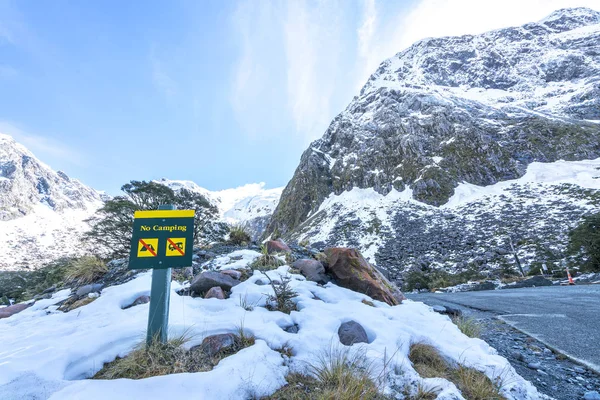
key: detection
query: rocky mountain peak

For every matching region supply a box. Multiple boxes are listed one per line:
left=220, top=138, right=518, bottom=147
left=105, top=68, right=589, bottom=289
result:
left=0, top=133, right=102, bottom=221
left=266, top=8, right=600, bottom=239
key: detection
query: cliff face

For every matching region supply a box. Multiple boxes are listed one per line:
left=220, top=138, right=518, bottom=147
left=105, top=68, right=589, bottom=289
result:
left=265, top=8, right=600, bottom=280
left=266, top=8, right=600, bottom=239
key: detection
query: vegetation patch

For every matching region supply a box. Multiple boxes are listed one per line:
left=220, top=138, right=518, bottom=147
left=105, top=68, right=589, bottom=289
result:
left=94, top=332, right=254, bottom=380
left=251, top=246, right=286, bottom=270
left=266, top=346, right=388, bottom=400
left=408, top=342, right=505, bottom=400
left=0, top=258, right=73, bottom=303
left=66, top=256, right=108, bottom=286
left=229, top=224, right=251, bottom=245
left=261, top=272, right=298, bottom=314
left=452, top=316, right=482, bottom=339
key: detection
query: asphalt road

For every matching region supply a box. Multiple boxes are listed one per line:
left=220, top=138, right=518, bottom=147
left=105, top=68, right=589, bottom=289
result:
left=407, top=285, right=600, bottom=373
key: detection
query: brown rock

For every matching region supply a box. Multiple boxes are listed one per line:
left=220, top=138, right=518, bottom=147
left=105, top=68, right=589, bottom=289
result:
left=220, top=269, right=242, bottom=280
left=194, top=333, right=237, bottom=356
left=266, top=239, right=291, bottom=254
left=0, top=303, right=30, bottom=319
left=123, top=295, right=150, bottom=309
left=324, top=247, right=404, bottom=306
left=204, top=286, right=226, bottom=300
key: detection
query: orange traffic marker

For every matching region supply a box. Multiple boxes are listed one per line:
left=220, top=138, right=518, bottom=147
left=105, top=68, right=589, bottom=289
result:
left=566, top=268, right=575, bottom=285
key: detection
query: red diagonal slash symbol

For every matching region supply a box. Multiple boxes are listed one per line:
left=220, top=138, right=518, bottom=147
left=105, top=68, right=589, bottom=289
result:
left=139, top=239, right=157, bottom=256
left=167, top=238, right=185, bottom=255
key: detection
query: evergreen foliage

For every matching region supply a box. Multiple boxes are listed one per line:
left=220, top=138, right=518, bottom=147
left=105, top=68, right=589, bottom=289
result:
left=85, top=180, right=219, bottom=258
left=569, top=213, right=600, bottom=272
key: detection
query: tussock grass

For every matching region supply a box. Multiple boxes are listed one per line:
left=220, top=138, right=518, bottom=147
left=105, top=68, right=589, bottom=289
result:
left=229, top=224, right=251, bottom=245
left=251, top=246, right=285, bottom=270
left=453, top=365, right=505, bottom=400
left=452, top=316, right=482, bottom=338
left=66, top=256, right=108, bottom=285
left=94, top=330, right=255, bottom=380
left=409, top=342, right=450, bottom=379
left=408, top=342, right=506, bottom=400
left=266, top=346, right=388, bottom=400
left=403, top=383, right=438, bottom=400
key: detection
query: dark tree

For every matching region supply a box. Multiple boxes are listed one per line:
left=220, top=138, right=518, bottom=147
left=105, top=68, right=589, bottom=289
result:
left=85, top=181, right=220, bottom=259
left=568, top=213, right=600, bottom=272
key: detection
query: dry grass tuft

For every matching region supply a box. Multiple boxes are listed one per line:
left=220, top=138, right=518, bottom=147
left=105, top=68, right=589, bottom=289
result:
left=452, top=365, right=505, bottom=400
left=452, top=316, right=482, bottom=338
left=408, top=342, right=506, bottom=400
left=403, top=383, right=438, bottom=400
left=361, top=299, right=376, bottom=307
left=66, top=256, right=108, bottom=285
left=266, top=346, right=389, bottom=400
left=229, top=224, right=251, bottom=245
left=94, top=331, right=254, bottom=380
left=408, top=342, right=450, bottom=379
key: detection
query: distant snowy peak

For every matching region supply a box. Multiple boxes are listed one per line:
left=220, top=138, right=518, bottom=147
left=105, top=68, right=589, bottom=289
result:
left=359, top=7, right=600, bottom=121
left=0, top=133, right=102, bottom=221
left=157, top=179, right=283, bottom=237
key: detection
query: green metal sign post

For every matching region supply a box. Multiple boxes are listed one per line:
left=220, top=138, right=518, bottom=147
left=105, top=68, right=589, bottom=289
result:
left=127, top=205, right=195, bottom=345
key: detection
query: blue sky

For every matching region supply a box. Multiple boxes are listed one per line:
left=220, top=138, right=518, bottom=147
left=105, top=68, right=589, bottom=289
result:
left=1, top=0, right=596, bottom=194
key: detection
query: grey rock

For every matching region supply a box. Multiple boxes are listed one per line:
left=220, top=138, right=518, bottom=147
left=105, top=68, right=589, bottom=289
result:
left=511, top=351, right=525, bottom=362
left=76, top=284, right=103, bottom=297
left=190, top=271, right=240, bottom=294
left=574, top=366, right=586, bottom=374
left=584, top=391, right=600, bottom=400
left=338, top=321, right=368, bottom=346
left=527, top=362, right=542, bottom=369
left=432, top=305, right=447, bottom=314
left=284, top=324, right=299, bottom=334
left=292, top=259, right=329, bottom=284
left=42, top=286, right=56, bottom=294
left=220, top=269, right=242, bottom=280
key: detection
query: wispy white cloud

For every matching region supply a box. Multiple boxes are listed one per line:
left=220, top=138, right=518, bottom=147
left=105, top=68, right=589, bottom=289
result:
left=0, top=64, right=17, bottom=79
left=150, top=48, right=177, bottom=102
left=284, top=1, right=346, bottom=140
left=0, top=121, right=86, bottom=167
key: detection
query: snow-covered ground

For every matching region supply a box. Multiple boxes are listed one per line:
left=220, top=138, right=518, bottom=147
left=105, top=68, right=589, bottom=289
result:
left=0, top=251, right=541, bottom=400
left=0, top=202, right=103, bottom=270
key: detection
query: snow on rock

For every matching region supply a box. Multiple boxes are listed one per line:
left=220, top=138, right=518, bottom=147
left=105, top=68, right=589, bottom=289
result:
left=158, top=179, right=283, bottom=240
left=0, top=252, right=540, bottom=399
left=0, top=133, right=104, bottom=270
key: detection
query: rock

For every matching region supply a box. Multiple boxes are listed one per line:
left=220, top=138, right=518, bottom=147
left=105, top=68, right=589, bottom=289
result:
left=465, top=281, right=497, bottom=291
left=266, top=239, right=291, bottom=254
left=432, top=305, right=447, bottom=314
left=0, top=303, right=30, bottom=319
left=42, top=286, right=57, bottom=294
left=527, top=362, right=542, bottom=370
left=574, top=366, right=586, bottom=374
left=183, top=267, right=194, bottom=280
left=324, top=247, right=404, bottom=306
left=255, top=279, right=268, bottom=286
left=510, top=276, right=553, bottom=289
left=204, top=286, right=226, bottom=300
left=284, top=324, right=299, bottom=334
left=443, top=305, right=462, bottom=317
left=338, top=320, right=368, bottom=346
left=220, top=269, right=242, bottom=280
left=584, top=391, right=600, bottom=400
left=190, top=271, right=240, bottom=294
left=292, top=259, right=329, bottom=284
left=511, top=351, right=525, bottom=362
left=194, top=333, right=237, bottom=356
left=123, top=295, right=150, bottom=309
left=76, top=283, right=103, bottom=297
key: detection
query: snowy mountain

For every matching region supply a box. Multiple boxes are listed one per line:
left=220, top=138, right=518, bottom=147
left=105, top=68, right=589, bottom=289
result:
left=0, top=133, right=103, bottom=270
left=158, top=179, right=283, bottom=240
left=266, top=8, right=600, bottom=279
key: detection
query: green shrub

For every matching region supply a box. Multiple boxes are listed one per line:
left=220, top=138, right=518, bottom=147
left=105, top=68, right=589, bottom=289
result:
left=568, top=213, right=600, bottom=272
left=261, top=272, right=297, bottom=314
left=229, top=224, right=251, bottom=245
left=0, top=258, right=73, bottom=302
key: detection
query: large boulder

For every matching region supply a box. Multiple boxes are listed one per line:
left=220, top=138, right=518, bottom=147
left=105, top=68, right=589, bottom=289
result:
left=324, top=247, right=404, bottom=306
left=338, top=321, right=368, bottom=346
left=510, top=276, right=553, bottom=289
left=292, top=259, right=329, bottom=284
left=190, top=271, right=240, bottom=295
left=0, top=303, right=30, bottom=319
left=266, top=239, right=291, bottom=254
